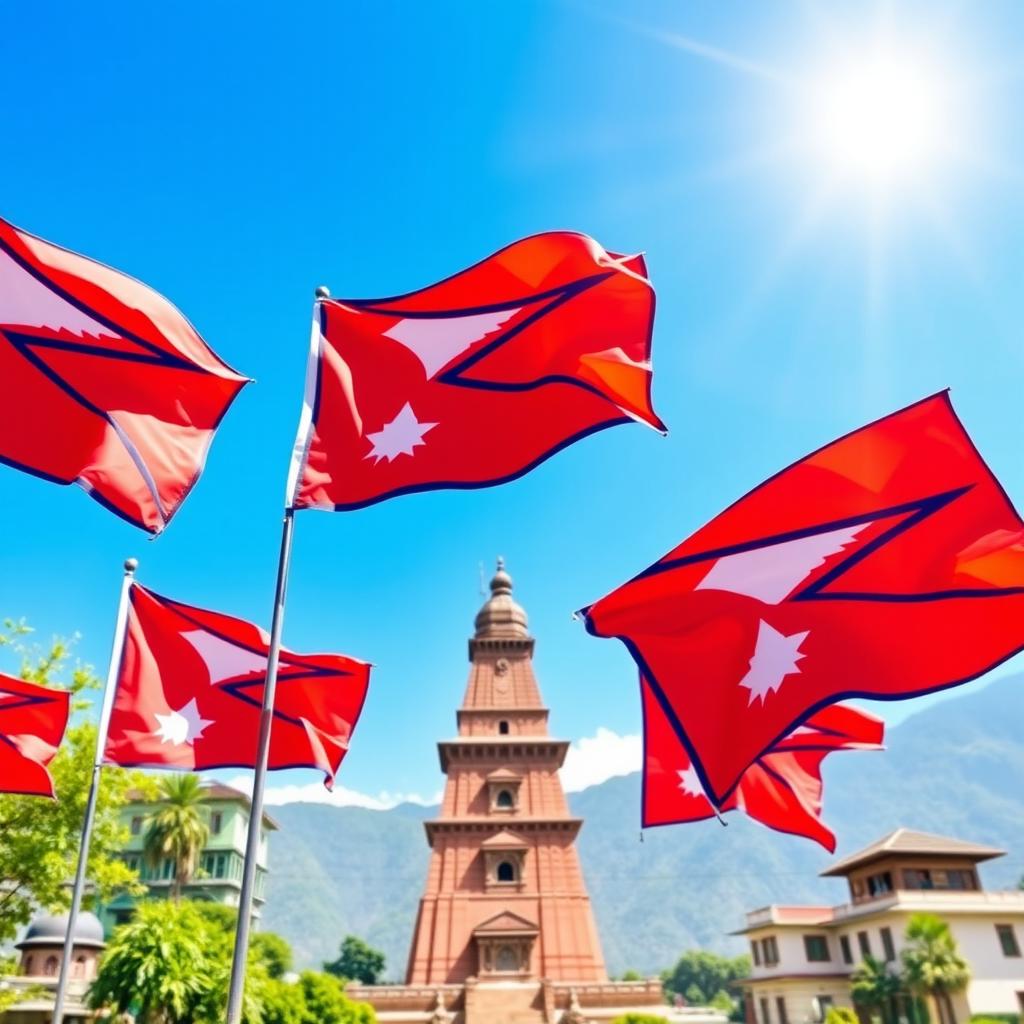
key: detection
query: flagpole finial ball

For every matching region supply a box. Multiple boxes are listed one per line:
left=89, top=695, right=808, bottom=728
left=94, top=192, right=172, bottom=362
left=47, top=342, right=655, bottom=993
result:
left=124, top=557, right=139, bottom=575
left=315, top=285, right=331, bottom=300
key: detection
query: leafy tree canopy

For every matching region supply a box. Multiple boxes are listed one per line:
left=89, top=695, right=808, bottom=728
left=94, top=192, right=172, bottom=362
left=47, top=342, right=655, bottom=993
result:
left=662, top=949, right=751, bottom=1005
left=324, top=935, right=387, bottom=985
left=0, top=623, right=152, bottom=943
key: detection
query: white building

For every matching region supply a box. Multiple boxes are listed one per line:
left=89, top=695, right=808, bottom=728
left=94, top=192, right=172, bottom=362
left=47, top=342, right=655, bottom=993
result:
left=737, top=830, right=1024, bottom=1024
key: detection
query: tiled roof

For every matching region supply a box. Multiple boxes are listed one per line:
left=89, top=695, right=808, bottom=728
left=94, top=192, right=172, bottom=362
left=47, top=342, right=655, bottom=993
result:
left=821, top=828, right=1004, bottom=876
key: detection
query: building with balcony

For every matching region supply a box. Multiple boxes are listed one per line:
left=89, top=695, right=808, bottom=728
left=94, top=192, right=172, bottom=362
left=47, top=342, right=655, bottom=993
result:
left=736, top=829, right=1024, bottom=1024
left=97, top=781, right=276, bottom=932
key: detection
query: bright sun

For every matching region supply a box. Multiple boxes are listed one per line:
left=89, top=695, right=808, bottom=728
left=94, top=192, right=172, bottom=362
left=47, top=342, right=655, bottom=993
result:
left=806, top=51, right=950, bottom=188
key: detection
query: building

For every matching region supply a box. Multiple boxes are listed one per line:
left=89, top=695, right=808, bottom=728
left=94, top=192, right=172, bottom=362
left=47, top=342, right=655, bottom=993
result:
left=2, top=911, right=104, bottom=1023
left=98, top=781, right=277, bottom=932
left=737, top=829, right=1024, bottom=1024
left=349, top=560, right=664, bottom=1024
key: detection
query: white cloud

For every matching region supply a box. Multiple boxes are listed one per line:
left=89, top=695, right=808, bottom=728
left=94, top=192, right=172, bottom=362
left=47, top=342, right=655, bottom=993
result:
left=226, top=775, right=441, bottom=811
left=559, top=727, right=641, bottom=793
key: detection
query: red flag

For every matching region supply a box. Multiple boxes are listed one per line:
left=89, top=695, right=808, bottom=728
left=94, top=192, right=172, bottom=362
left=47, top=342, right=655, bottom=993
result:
left=103, top=585, right=370, bottom=788
left=0, top=217, right=249, bottom=533
left=0, top=672, right=70, bottom=798
left=288, top=231, right=664, bottom=510
left=642, top=679, right=883, bottom=850
left=581, top=393, right=1024, bottom=806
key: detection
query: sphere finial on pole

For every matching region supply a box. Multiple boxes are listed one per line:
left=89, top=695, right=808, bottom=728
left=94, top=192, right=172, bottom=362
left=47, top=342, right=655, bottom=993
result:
left=315, top=285, right=331, bottom=300
left=124, top=557, right=139, bottom=575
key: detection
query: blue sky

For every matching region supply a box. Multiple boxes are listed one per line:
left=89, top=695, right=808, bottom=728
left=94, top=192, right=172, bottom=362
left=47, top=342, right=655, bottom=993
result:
left=2, top=1, right=1023, bottom=807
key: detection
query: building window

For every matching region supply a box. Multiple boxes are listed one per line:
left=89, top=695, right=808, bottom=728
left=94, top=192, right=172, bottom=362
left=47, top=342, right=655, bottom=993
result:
left=760, top=998, right=771, bottom=1024
left=24, top=956, right=33, bottom=975
left=996, top=925, right=1021, bottom=958
left=495, top=789, right=515, bottom=810
left=44, top=956, right=59, bottom=976
left=903, top=868, right=934, bottom=890
left=816, top=996, right=834, bottom=1022
left=161, top=857, right=176, bottom=880
left=751, top=940, right=761, bottom=966
left=210, top=811, right=223, bottom=834
left=857, top=931, right=872, bottom=959
left=496, top=860, right=517, bottom=883
left=945, top=870, right=975, bottom=891
left=496, top=944, right=519, bottom=972
left=762, top=936, right=779, bottom=966
left=840, top=935, right=853, bottom=965
left=776, top=997, right=788, bottom=1024
left=498, top=721, right=510, bottom=735
left=124, top=854, right=140, bottom=872
left=881, top=927, right=896, bottom=962
left=804, top=935, right=830, bottom=962
left=130, top=815, right=143, bottom=836
left=867, top=871, right=893, bottom=897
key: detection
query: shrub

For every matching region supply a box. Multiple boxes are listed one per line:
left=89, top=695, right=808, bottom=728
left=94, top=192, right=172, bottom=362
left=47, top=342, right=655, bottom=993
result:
left=611, top=1015, right=670, bottom=1024
left=825, top=1008, right=860, bottom=1024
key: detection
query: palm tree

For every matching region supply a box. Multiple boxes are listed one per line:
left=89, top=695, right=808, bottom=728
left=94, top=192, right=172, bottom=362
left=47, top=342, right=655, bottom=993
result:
left=143, top=774, right=210, bottom=903
left=851, top=954, right=904, bottom=1024
left=901, top=913, right=971, bottom=1024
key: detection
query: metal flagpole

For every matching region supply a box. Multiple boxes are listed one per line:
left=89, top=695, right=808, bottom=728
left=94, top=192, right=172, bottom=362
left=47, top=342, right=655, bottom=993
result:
left=224, top=507, right=296, bottom=1024
left=225, top=285, right=327, bottom=1024
left=51, top=557, right=137, bottom=1024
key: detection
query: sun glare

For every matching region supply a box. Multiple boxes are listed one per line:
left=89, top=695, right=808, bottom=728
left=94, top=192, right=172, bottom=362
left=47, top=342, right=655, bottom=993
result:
left=806, top=51, right=950, bottom=188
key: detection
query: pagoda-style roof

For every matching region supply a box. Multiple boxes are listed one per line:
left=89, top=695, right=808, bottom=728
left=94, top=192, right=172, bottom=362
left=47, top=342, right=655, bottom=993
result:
left=481, top=829, right=529, bottom=850
left=821, top=829, right=1005, bottom=877
left=472, top=911, right=539, bottom=936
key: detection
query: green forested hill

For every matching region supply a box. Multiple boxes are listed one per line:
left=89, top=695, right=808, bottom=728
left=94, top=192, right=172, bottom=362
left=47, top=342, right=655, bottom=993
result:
left=261, top=673, right=1024, bottom=978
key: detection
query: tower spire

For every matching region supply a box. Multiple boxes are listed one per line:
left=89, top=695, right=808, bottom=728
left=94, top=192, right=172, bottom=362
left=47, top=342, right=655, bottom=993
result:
left=473, top=557, right=529, bottom=641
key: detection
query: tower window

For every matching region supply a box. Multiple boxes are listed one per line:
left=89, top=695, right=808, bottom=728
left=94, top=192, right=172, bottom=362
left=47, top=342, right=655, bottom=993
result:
left=44, top=956, right=59, bottom=976
left=496, top=789, right=515, bottom=810
left=496, top=860, right=517, bottom=883
left=498, top=721, right=510, bottom=735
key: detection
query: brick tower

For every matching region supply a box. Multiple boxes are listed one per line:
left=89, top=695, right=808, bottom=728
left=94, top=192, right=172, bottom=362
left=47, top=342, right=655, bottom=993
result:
left=406, top=558, right=607, bottom=988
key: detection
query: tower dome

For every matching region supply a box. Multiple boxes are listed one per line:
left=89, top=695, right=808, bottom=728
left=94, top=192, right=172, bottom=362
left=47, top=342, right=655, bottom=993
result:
left=17, top=911, right=105, bottom=950
left=474, top=558, right=529, bottom=640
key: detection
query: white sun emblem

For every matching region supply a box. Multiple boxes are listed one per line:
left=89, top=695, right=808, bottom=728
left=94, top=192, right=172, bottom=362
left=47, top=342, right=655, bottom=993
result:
left=739, top=620, right=810, bottom=706
left=677, top=764, right=706, bottom=799
left=364, top=402, right=438, bottom=464
left=153, top=698, right=213, bottom=746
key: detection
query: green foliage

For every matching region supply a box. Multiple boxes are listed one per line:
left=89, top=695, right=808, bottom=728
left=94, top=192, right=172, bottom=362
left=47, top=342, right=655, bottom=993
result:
left=620, top=968, right=643, bottom=981
left=143, top=773, right=210, bottom=901
left=323, top=935, right=386, bottom=985
left=711, top=989, right=737, bottom=1012
left=89, top=901, right=218, bottom=1024
left=0, top=626, right=150, bottom=943
left=902, top=914, right=971, bottom=998
left=90, top=902, right=374, bottom=1024
left=851, top=954, right=905, bottom=1024
left=254, top=931, right=295, bottom=980
left=662, top=950, right=751, bottom=1006
left=825, top=1007, right=860, bottom=1024
left=970, top=1018, right=1020, bottom=1024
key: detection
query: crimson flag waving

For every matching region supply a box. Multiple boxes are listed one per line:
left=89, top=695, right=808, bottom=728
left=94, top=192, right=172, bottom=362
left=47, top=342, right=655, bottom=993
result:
left=581, top=393, right=1024, bottom=806
left=288, top=231, right=664, bottom=510
left=0, top=672, right=70, bottom=798
left=642, top=679, right=883, bottom=850
left=103, top=585, right=370, bottom=788
left=0, top=216, right=249, bottom=533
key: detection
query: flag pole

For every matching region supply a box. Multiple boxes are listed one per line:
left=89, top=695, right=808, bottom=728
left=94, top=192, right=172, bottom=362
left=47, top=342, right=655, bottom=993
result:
left=226, top=286, right=326, bottom=1024
left=224, top=509, right=296, bottom=1024
left=51, top=557, right=137, bottom=1024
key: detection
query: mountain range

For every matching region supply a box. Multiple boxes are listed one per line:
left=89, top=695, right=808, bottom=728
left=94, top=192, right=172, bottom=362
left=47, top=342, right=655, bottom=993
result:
left=261, top=673, right=1024, bottom=978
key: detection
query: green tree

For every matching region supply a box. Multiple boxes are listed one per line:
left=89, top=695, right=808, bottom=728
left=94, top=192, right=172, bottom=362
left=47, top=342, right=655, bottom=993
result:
left=254, top=931, right=294, bottom=980
left=0, top=625, right=147, bottom=942
left=851, top=954, right=904, bottom=1024
left=294, top=971, right=376, bottom=1023
left=324, top=935, right=386, bottom=985
left=89, top=901, right=216, bottom=1024
left=143, top=773, right=210, bottom=902
left=825, top=1008, right=860, bottom=1024
left=662, top=950, right=751, bottom=1005
left=620, top=969, right=643, bottom=981
left=902, top=913, right=972, bottom=1024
